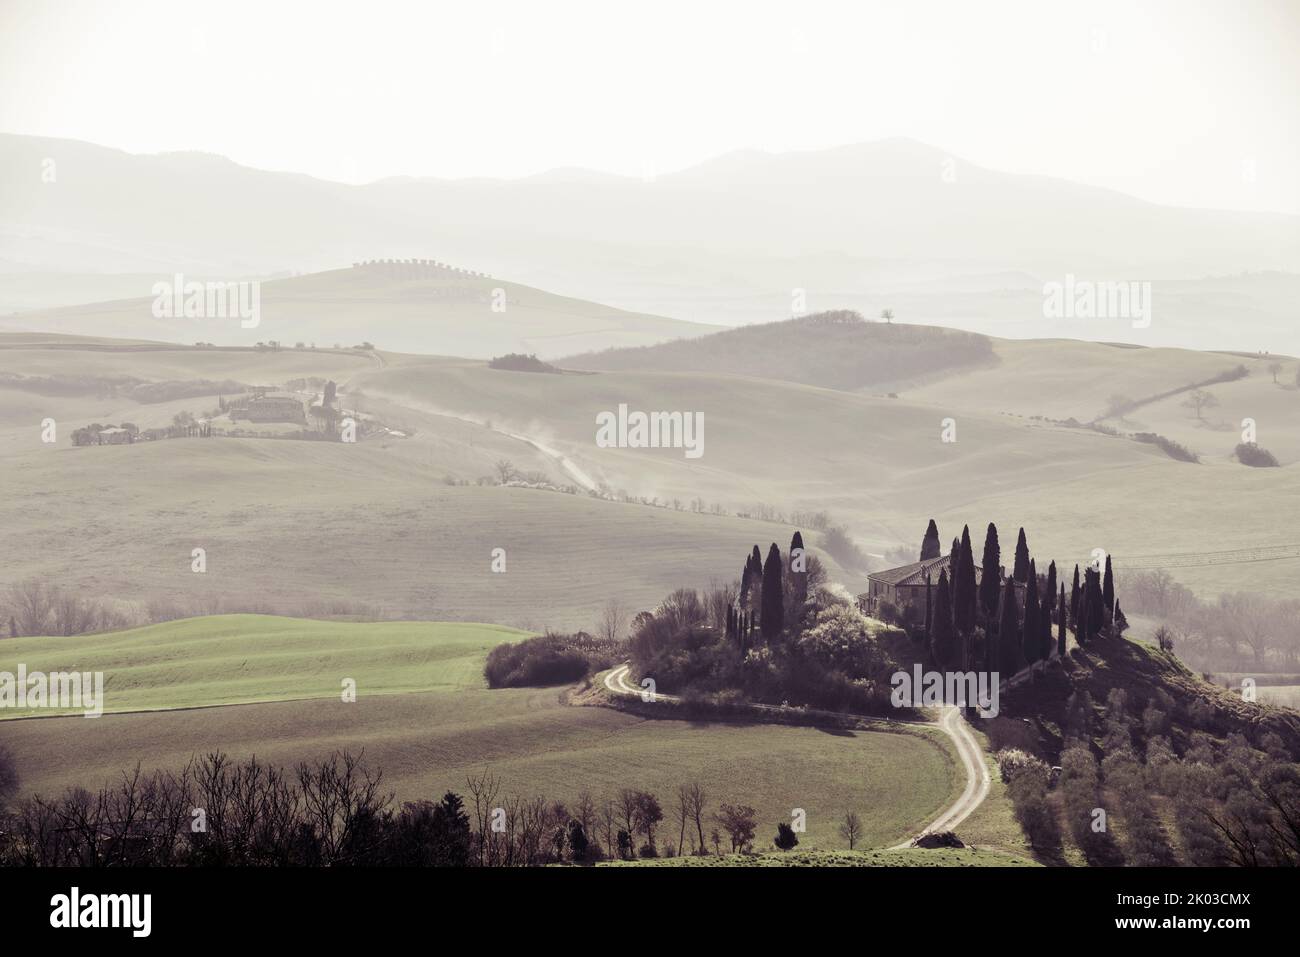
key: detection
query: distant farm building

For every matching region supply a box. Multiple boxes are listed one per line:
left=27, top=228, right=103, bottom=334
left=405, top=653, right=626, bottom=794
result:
left=227, top=392, right=306, bottom=424
left=859, top=554, right=1022, bottom=623
left=97, top=427, right=131, bottom=445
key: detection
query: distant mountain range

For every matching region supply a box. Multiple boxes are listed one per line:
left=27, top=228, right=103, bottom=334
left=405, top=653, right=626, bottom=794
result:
left=3, top=133, right=1298, bottom=352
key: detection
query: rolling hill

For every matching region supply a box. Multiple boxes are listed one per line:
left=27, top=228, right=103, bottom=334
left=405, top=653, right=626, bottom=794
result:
left=5, top=133, right=1299, bottom=352
left=1, top=264, right=717, bottom=357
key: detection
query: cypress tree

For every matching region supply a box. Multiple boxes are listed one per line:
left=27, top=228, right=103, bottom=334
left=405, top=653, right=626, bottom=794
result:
left=1042, top=561, right=1057, bottom=658
left=1085, top=566, right=1104, bottom=641
left=953, top=525, right=977, bottom=636
left=978, top=522, right=1001, bottom=623
left=921, top=519, right=941, bottom=561
left=1013, top=528, right=1030, bottom=582
left=761, top=543, right=784, bottom=643
left=930, top=570, right=957, bottom=670
left=1021, top=559, right=1040, bottom=664
left=1076, top=589, right=1089, bottom=646
left=924, top=572, right=933, bottom=640
left=789, top=531, right=808, bottom=617
left=1070, top=564, right=1081, bottom=631
left=997, top=577, right=1021, bottom=676
left=1102, top=554, right=1115, bottom=622
left=1057, top=585, right=1067, bottom=657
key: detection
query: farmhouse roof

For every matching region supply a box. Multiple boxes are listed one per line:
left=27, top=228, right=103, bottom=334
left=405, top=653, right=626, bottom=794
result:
left=867, top=554, right=995, bottom=587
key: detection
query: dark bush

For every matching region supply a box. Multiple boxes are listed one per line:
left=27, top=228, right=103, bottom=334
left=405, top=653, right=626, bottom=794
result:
left=484, top=631, right=620, bottom=688
left=1235, top=443, right=1279, bottom=467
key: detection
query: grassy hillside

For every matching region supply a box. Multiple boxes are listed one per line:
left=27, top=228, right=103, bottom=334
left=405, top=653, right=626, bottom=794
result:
left=561, top=311, right=994, bottom=391
left=356, top=354, right=1300, bottom=598
left=3, top=680, right=959, bottom=852
left=5, top=266, right=717, bottom=358
left=0, top=614, right=531, bottom=717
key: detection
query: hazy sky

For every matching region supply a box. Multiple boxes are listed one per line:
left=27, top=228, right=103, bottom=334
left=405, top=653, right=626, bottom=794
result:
left=2, top=0, right=1298, bottom=214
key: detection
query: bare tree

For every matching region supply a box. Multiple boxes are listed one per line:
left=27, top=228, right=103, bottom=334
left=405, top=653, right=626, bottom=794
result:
left=8, top=579, right=55, bottom=636
left=687, top=782, right=708, bottom=854
left=494, top=459, right=517, bottom=484
left=598, top=598, right=628, bottom=643
left=675, top=784, right=691, bottom=854
left=839, top=810, right=863, bottom=850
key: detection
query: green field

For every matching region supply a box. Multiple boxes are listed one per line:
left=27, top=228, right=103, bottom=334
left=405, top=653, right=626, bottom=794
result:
left=0, top=614, right=531, bottom=717
left=1, top=614, right=962, bottom=851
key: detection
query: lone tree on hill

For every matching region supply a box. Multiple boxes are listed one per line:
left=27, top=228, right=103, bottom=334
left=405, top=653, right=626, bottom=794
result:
left=997, top=577, right=1022, bottom=676
left=921, top=519, right=941, bottom=561
left=761, top=543, right=785, bottom=643
left=979, top=523, right=1001, bottom=623
left=1021, top=559, right=1040, bottom=665
left=1013, top=528, right=1030, bottom=582
left=1181, top=388, right=1218, bottom=420
left=930, top=570, right=957, bottom=670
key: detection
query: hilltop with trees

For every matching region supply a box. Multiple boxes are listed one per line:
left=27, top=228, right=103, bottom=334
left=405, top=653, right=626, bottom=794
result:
left=561, top=311, right=994, bottom=391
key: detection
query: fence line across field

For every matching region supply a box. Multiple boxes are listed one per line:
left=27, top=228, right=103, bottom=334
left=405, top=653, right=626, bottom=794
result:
left=1113, top=544, right=1300, bottom=569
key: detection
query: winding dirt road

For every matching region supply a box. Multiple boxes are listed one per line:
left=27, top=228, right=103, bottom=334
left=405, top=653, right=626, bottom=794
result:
left=601, top=663, right=991, bottom=848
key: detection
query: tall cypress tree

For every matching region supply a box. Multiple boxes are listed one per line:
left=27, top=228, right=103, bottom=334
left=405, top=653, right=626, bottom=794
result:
left=979, top=522, right=1001, bottom=623
left=953, top=525, right=977, bottom=636
left=760, top=543, right=784, bottom=643
left=921, top=519, right=941, bottom=561
left=1070, top=564, right=1081, bottom=631
left=789, top=530, right=808, bottom=616
left=1013, top=528, right=1030, bottom=582
left=1084, top=566, right=1104, bottom=641
left=1057, top=585, right=1067, bottom=657
left=1076, top=591, right=1089, bottom=646
left=930, top=570, right=957, bottom=670
left=1021, top=559, right=1040, bottom=664
left=1102, top=554, right=1115, bottom=622
left=1042, top=561, right=1057, bottom=658
left=923, top=573, right=933, bottom=640
left=997, top=577, right=1021, bottom=676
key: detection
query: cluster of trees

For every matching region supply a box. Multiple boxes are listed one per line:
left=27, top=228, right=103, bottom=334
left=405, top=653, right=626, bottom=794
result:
left=920, top=520, right=1126, bottom=683
left=487, top=353, right=561, bottom=374
left=0, top=747, right=850, bottom=866
left=629, top=535, right=903, bottom=714
left=1002, top=685, right=1300, bottom=866
left=0, top=751, right=472, bottom=867
left=1122, top=569, right=1300, bottom=673
left=0, top=580, right=388, bottom=640
left=483, top=631, right=622, bottom=688
left=2, top=579, right=134, bottom=638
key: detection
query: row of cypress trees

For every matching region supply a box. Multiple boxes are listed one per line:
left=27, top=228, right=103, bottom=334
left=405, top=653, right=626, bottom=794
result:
left=727, top=532, right=808, bottom=648
left=921, top=520, right=1123, bottom=678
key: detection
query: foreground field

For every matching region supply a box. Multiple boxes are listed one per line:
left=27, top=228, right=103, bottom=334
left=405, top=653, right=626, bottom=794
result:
left=3, top=685, right=960, bottom=852
left=0, top=614, right=529, bottom=718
